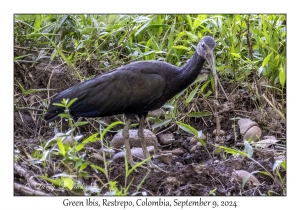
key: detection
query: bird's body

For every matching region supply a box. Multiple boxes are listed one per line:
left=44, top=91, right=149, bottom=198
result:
left=44, top=56, right=205, bottom=122
left=44, top=36, right=216, bottom=171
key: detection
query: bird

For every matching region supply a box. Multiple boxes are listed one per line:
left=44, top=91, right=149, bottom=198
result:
left=44, top=36, right=216, bottom=171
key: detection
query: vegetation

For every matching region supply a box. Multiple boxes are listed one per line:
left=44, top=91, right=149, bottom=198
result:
left=14, top=14, right=286, bottom=196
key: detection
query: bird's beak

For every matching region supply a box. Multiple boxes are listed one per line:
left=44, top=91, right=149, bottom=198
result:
left=205, top=49, right=219, bottom=98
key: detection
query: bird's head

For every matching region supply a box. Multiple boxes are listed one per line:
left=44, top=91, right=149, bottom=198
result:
left=196, top=36, right=216, bottom=68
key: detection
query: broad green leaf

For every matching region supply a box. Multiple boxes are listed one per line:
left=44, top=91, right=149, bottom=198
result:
left=73, top=121, right=88, bottom=127
left=90, top=163, right=107, bottom=175
left=134, top=20, right=151, bottom=37
left=39, top=176, right=61, bottom=186
left=177, top=121, right=198, bottom=136
left=34, top=15, right=41, bottom=33
left=82, top=133, right=99, bottom=144
left=172, top=45, right=189, bottom=51
left=230, top=53, right=241, bottom=58
left=53, top=103, right=65, bottom=107
left=215, top=145, right=248, bottom=157
left=185, top=31, right=198, bottom=41
left=186, top=15, right=193, bottom=31
left=75, top=143, right=85, bottom=152
left=281, top=161, right=286, bottom=170
left=100, top=121, right=123, bottom=140
left=62, top=177, right=74, bottom=190
left=162, top=104, right=174, bottom=109
left=262, top=52, right=273, bottom=67
left=187, top=111, right=212, bottom=118
left=57, top=137, right=65, bottom=155
left=244, top=141, right=253, bottom=158
left=279, top=64, right=285, bottom=88
left=58, top=113, right=69, bottom=119
left=152, top=119, right=172, bottom=130
left=185, top=84, right=200, bottom=104
left=66, top=98, right=78, bottom=108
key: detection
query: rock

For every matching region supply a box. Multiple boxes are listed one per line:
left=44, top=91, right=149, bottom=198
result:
left=190, top=142, right=202, bottom=152
left=111, top=129, right=159, bottom=152
left=238, top=118, right=258, bottom=135
left=244, top=126, right=262, bottom=141
left=231, top=170, right=260, bottom=186
left=189, top=133, right=206, bottom=144
left=212, top=129, right=225, bottom=136
left=91, top=153, right=104, bottom=161
left=238, top=118, right=262, bottom=142
left=51, top=133, right=74, bottom=146
left=99, top=148, right=115, bottom=157
left=170, top=148, right=184, bottom=155
left=153, top=153, right=172, bottom=165
left=149, top=109, right=162, bottom=117
left=157, top=133, right=175, bottom=145
left=112, top=146, right=155, bottom=161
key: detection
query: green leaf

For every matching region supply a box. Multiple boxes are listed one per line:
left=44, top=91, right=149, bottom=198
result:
left=279, top=64, right=285, bottom=88
left=244, top=141, right=253, bottom=158
left=187, top=111, right=212, bottom=118
left=34, top=15, right=41, bottom=33
left=73, top=121, right=88, bottom=127
left=262, top=52, right=273, bottom=67
left=57, top=137, right=65, bottom=155
left=186, top=15, right=193, bottom=31
left=195, top=137, right=206, bottom=147
left=134, top=20, right=151, bottom=37
left=82, top=133, right=99, bottom=144
left=215, top=145, right=248, bottom=157
left=185, top=84, right=200, bottom=104
left=100, top=121, right=123, bottom=140
left=177, top=121, right=198, bottom=136
left=281, top=161, right=286, bottom=170
left=151, top=119, right=171, bottom=130
left=185, top=31, right=198, bottom=41
left=90, top=163, right=107, bottom=175
left=230, top=53, right=241, bottom=58
left=66, top=98, right=78, bottom=108
left=53, top=103, right=65, bottom=107
left=172, top=45, right=189, bottom=51
left=58, top=113, right=69, bottom=119
left=39, top=176, right=61, bottom=186
left=62, top=177, right=74, bottom=190
left=75, top=143, right=85, bottom=151
left=127, top=156, right=151, bottom=177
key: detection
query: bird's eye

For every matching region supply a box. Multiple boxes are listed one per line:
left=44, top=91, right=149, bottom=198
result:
left=201, top=43, right=206, bottom=48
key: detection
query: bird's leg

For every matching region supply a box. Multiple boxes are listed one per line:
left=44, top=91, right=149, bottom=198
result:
left=138, top=114, right=166, bottom=172
left=122, top=116, right=135, bottom=168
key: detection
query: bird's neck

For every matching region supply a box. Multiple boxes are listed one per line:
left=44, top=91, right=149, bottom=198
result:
left=173, top=53, right=205, bottom=92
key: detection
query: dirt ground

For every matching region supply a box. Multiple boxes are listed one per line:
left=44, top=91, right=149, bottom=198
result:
left=14, top=57, right=286, bottom=196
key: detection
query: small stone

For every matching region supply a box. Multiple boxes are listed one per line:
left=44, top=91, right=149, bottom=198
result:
left=238, top=118, right=258, bottom=135
left=99, top=148, right=115, bottom=157
left=111, top=129, right=159, bottom=152
left=112, top=146, right=155, bottom=161
left=244, top=126, right=262, bottom=142
left=157, top=133, right=175, bottom=145
left=170, top=148, right=184, bottom=155
left=212, top=129, right=225, bottom=136
left=153, top=153, right=172, bottom=165
left=190, top=142, right=202, bottom=152
left=189, top=133, right=206, bottom=144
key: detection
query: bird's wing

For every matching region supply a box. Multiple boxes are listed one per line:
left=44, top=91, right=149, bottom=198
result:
left=66, top=68, right=166, bottom=117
